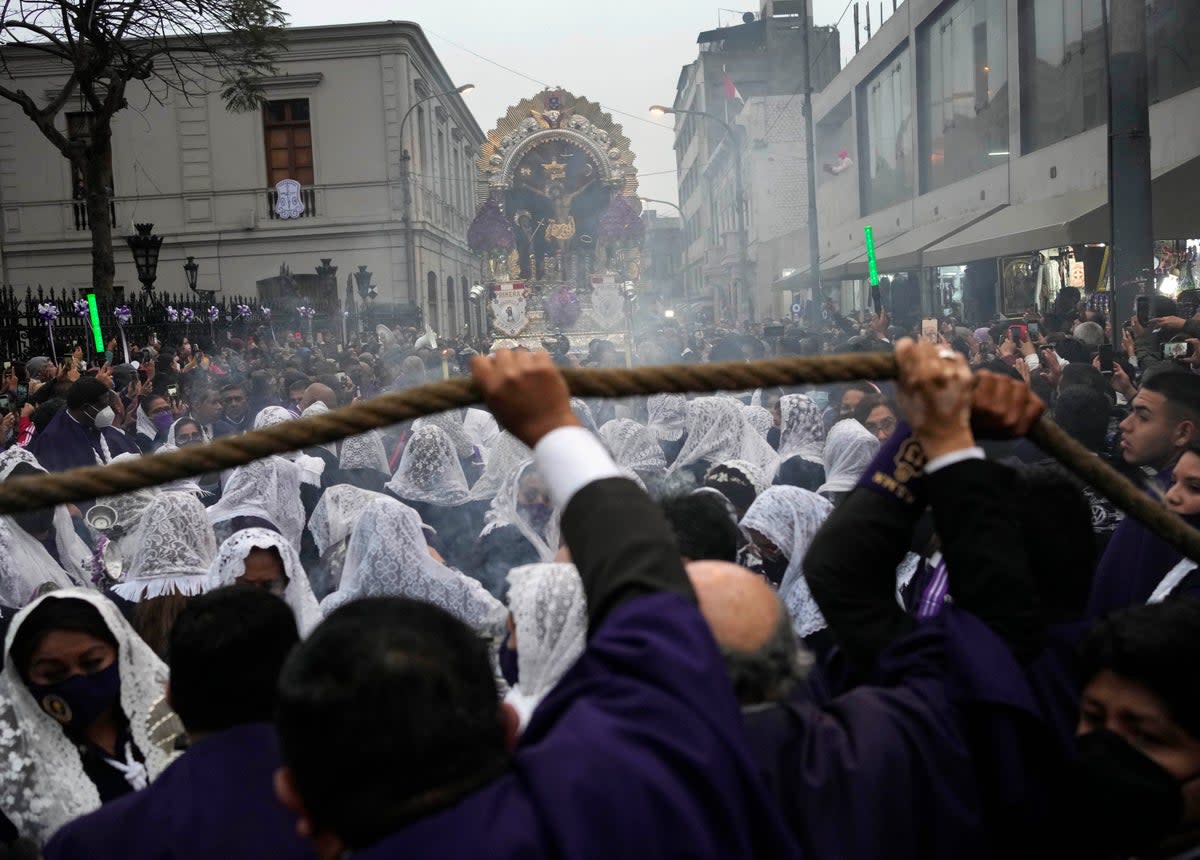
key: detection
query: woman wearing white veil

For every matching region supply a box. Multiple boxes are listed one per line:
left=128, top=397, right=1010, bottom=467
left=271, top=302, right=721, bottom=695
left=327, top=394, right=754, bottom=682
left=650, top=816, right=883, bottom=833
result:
left=307, top=485, right=386, bottom=599
left=0, top=589, right=178, bottom=845
left=598, top=419, right=667, bottom=481
left=467, top=432, right=531, bottom=504
left=471, top=459, right=559, bottom=599
left=205, top=528, right=322, bottom=636
left=0, top=448, right=92, bottom=604
left=319, top=496, right=505, bottom=637
left=385, top=424, right=480, bottom=571
left=646, top=394, right=688, bottom=464
left=501, top=563, right=587, bottom=732
left=741, top=486, right=834, bottom=644
left=819, top=419, right=881, bottom=506
left=206, top=455, right=305, bottom=551
left=251, top=407, right=325, bottom=487
left=670, top=397, right=779, bottom=486
left=774, top=394, right=828, bottom=491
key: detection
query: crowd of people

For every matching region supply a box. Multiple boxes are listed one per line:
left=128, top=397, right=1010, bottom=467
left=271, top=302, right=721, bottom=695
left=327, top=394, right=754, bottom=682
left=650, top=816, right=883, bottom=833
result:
left=0, top=291, right=1198, bottom=859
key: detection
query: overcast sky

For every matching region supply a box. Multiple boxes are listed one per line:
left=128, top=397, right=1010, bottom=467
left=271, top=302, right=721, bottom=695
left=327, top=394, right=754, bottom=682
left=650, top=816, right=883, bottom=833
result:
left=283, top=0, right=893, bottom=212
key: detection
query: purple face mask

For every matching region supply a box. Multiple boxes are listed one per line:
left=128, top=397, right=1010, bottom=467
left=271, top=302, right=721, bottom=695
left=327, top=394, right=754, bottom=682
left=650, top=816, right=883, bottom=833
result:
left=151, top=410, right=174, bottom=433
left=27, top=661, right=120, bottom=733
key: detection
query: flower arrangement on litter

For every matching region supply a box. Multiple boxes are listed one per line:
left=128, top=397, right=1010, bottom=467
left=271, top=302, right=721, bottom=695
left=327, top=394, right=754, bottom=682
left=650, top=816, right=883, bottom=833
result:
left=36, top=303, right=59, bottom=323
left=544, top=285, right=581, bottom=330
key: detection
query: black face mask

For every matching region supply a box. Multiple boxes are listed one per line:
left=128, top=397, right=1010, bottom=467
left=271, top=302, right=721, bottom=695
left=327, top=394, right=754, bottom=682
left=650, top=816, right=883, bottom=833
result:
left=1063, top=728, right=1197, bottom=855
left=498, top=629, right=519, bottom=687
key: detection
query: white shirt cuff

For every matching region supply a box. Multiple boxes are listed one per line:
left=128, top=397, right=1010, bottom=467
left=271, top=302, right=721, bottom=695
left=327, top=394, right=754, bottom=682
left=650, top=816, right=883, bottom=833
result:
left=924, top=447, right=985, bottom=475
left=534, top=425, right=622, bottom=509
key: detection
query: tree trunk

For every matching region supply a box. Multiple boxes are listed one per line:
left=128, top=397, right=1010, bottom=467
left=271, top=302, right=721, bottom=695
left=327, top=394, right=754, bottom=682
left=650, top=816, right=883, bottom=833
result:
left=83, top=128, right=116, bottom=304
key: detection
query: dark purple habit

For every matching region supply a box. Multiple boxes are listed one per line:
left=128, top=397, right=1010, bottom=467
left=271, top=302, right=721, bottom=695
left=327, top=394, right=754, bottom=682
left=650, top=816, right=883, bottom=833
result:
left=28, top=410, right=139, bottom=473
left=44, top=722, right=315, bottom=860
left=354, top=592, right=801, bottom=860
left=1087, top=497, right=1200, bottom=618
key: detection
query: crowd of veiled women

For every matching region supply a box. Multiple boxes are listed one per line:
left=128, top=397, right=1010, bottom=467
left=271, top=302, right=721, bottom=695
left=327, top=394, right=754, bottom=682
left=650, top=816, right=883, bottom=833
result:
left=0, top=317, right=1199, bottom=859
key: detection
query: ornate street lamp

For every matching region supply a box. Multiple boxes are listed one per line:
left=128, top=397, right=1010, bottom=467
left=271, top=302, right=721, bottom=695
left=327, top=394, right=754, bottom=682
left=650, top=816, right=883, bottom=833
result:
left=354, top=265, right=377, bottom=333
left=125, top=223, right=164, bottom=293
left=183, top=256, right=199, bottom=293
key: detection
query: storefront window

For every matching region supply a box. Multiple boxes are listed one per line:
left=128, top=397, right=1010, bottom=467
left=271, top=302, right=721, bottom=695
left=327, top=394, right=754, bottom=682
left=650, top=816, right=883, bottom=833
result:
left=1148, top=0, right=1200, bottom=103
left=857, top=46, right=913, bottom=215
left=918, top=0, right=1009, bottom=193
left=1018, top=0, right=1107, bottom=153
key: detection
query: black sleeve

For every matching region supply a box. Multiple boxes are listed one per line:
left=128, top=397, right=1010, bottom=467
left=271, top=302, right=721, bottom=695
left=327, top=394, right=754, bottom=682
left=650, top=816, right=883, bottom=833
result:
left=805, top=488, right=922, bottom=676
left=560, top=477, right=695, bottom=634
left=925, top=458, right=1043, bottom=663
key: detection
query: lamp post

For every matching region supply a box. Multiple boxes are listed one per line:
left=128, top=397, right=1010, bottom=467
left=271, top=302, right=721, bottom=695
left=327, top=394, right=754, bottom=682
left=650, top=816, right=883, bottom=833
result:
left=468, top=282, right=487, bottom=340
left=315, top=258, right=339, bottom=343
left=125, top=223, right=164, bottom=294
left=354, top=265, right=377, bottom=335
left=650, top=105, right=750, bottom=323
left=182, top=255, right=215, bottom=306
left=399, top=83, right=475, bottom=318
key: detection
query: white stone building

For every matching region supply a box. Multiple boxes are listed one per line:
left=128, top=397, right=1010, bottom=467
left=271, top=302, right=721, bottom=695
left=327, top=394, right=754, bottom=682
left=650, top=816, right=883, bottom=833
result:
left=0, top=21, right=484, bottom=335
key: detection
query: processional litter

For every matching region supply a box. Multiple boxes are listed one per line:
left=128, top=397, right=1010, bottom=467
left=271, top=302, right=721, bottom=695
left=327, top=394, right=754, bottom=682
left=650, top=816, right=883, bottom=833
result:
left=468, top=90, right=646, bottom=351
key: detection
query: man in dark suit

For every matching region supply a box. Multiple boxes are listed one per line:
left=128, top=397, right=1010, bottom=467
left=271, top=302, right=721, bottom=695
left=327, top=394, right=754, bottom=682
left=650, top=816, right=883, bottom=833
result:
left=45, top=587, right=314, bottom=860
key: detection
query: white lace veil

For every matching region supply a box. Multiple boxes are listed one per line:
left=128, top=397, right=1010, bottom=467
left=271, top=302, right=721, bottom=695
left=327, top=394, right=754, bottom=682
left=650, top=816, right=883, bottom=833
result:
left=319, top=496, right=505, bottom=634
left=206, top=528, right=321, bottom=636
left=503, top=563, right=587, bottom=729
left=741, top=486, right=833, bottom=638
left=646, top=394, right=687, bottom=442
left=570, top=398, right=599, bottom=434
left=413, top=410, right=476, bottom=460
left=598, top=419, right=667, bottom=474
left=819, top=419, right=881, bottom=494
left=385, top=424, right=470, bottom=506
left=111, top=492, right=218, bottom=601
left=338, top=430, right=391, bottom=474
left=0, top=588, right=176, bottom=844
left=252, top=405, right=294, bottom=430
left=482, top=459, right=560, bottom=562
left=778, top=394, right=827, bottom=464
left=671, top=397, right=779, bottom=482
left=0, top=449, right=92, bottom=603
left=308, top=485, right=387, bottom=596
left=300, top=402, right=337, bottom=456
left=742, top=405, right=774, bottom=439
left=469, top=432, right=531, bottom=502
left=206, top=456, right=306, bottom=550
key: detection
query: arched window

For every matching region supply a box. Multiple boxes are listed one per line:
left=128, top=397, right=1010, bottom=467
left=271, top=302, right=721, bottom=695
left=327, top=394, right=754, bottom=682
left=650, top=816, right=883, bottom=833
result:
left=426, top=271, right=439, bottom=333
left=446, top=276, right=456, bottom=332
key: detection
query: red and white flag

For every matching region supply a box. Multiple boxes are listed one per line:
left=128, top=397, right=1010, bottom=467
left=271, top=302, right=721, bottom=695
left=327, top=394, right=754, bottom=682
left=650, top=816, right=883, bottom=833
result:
left=721, top=67, right=744, bottom=103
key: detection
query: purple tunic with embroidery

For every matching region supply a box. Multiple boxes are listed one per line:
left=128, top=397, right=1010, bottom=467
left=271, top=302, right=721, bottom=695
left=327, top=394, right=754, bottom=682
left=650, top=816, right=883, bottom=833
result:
left=28, top=410, right=139, bottom=473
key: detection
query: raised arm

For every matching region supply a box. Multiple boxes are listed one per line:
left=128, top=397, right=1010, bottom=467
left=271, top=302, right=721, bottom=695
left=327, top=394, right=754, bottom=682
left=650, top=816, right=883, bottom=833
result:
left=471, top=350, right=693, bottom=633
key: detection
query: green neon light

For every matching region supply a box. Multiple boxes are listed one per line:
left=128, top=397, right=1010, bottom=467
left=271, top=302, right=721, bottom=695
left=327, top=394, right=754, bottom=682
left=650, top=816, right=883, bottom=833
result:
left=86, top=293, right=104, bottom=353
left=864, top=225, right=879, bottom=286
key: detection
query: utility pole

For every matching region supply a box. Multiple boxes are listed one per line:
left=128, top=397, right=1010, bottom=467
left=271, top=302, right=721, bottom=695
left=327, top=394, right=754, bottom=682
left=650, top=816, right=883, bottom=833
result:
left=803, top=0, right=824, bottom=330
left=1107, top=0, right=1153, bottom=345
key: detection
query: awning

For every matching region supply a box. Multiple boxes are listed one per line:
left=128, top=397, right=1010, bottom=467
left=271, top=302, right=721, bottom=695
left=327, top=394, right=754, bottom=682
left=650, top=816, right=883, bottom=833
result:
left=873, top=206, right=1004, bottom=271
left=922, top=188, right=1108, bottom=268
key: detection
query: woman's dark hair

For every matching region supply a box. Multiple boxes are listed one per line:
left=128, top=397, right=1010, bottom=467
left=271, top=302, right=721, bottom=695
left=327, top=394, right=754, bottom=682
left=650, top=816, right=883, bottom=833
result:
left=30, top=397, right=66, bottom=434
left=659, top=494, right=739, bottom=563
left=852, top=394, right=896, bottom=426
left=1080, top=598, right=1200, bottom=739
left=9, top=597, right=118, bottom=683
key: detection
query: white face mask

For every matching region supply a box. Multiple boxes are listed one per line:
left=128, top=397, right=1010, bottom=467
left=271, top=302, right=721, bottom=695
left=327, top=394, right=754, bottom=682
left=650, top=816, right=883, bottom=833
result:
left=91, top=405, right=115, bottom=429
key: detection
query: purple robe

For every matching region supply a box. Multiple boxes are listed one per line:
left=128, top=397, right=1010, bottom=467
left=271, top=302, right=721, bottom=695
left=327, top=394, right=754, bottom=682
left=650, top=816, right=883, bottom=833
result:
left=44, top=722, right=314, bottom=860
left=356, top=593, right=800, bottom=859
left=28, top=410, right=139, bottom=473
left=744, top=607, right=1047, bottom=860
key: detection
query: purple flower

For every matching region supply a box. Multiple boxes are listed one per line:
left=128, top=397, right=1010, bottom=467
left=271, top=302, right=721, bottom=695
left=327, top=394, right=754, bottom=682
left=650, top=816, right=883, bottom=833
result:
left=467, top=198, right=516, bottom=253
left=166, top=306, right=179, bottom=322
left=260, top=307, right=271, bottom=321
left=73, top=299, right=89, bottom=316
left=297, top=306, right=316, bottom=319
left=544, top=285, right=581, bottom=329
left=181, top=307, right=195, bottom=324
left=208, top=305, right=220, bottom=322
left=114, top=305, right=132, bottom=325
left=236, top=304, right=252, bottom=320
left=597, top=195, right=646, bottom=244
left=37, top=303, right=60, bottom=323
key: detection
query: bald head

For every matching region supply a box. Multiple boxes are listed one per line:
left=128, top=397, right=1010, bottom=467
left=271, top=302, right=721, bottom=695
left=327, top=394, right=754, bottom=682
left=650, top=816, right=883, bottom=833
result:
left=300, top=383, right=337, bottom=411
left=687, top=561, right=782, bottom=653
left=686, top=561, right=809, bottom=705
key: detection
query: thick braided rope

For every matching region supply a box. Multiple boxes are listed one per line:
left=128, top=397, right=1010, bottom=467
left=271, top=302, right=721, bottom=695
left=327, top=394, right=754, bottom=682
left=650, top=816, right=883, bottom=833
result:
left=1, top=351, right=1198, bottom=563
